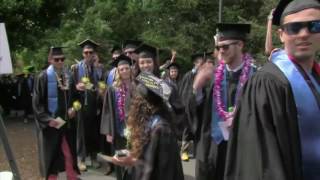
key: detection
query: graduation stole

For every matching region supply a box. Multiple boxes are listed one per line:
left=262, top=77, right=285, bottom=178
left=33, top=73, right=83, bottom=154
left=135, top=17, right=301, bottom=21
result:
left=106, top=67, right=116, bottom=86
left=272, top=50, right=320, bottom=171
left=47, top=65, right=58, bottom=116
left=211, top=55, right=254, bottom=144
left=78, top=60, right=98, bottom=85
left=147, top=115, right=161, bottom=131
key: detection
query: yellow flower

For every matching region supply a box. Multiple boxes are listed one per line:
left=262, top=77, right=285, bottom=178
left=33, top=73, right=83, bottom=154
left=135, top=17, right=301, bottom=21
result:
left=81, top=77, right=90, bottom=84
left=98, top=81, right=106, bottom=90
left=72, top=100, right=82, bottom=111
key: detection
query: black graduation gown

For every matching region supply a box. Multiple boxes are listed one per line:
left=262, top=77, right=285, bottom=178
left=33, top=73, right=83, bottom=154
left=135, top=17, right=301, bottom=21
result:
left=178, top=70, right=198, bottom=141
left=17, top=74, right=33, bottom=114
left=224, top=62, right=309, bottom=180
left=186, top=66, right=255, bottom=180
left=33, top=71, right=78, bottom=177
left=100, top=86, right=131, bottom=150
left=125, top=116, right=184, bottom=180
left=71, top=63, right=104, bottom=156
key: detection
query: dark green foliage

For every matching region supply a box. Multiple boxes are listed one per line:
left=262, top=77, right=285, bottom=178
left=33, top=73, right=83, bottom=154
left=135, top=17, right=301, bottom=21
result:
left=2, top=0, right=279, bottom=73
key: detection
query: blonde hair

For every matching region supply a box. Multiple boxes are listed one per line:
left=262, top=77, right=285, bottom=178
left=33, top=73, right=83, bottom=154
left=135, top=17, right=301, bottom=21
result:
left=112, top=66, right=134, bottom=88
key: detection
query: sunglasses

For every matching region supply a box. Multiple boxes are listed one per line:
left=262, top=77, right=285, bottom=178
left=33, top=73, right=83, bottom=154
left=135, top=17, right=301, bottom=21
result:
left=281, top=20, right=320, bottom=35
left=84, top=51, right=93, bottom=55
left=215, top=41, right=238, bottom=51
left=54, top=58, right=65, bottom=62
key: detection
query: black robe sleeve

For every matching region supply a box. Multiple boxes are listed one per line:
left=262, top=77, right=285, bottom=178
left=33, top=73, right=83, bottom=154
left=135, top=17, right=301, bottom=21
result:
left=33, top=71, right=52, bottom=129
left=225, top=63, right=302, bottom=180
left=137, top=121, right=184, bottom=180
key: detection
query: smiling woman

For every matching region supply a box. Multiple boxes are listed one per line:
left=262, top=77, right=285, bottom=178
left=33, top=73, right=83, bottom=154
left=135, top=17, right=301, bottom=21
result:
left=133, top=44, right=160, bottom=78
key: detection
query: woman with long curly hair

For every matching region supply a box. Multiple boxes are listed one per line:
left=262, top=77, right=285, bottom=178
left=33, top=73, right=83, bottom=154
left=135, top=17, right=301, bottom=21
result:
left=100, top=54, right=135, bottom=180
left=112, top=73, right=184, bottom=180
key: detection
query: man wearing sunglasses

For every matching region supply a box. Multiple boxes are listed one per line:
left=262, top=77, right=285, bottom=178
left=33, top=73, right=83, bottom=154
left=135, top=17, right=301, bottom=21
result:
left=188, top=23, right=256, bottom=180
left=33, top=47, right=80, bottom=180
left=225, top=0, right=320, bottom=180
left=71, top=39, right=104, bottom=171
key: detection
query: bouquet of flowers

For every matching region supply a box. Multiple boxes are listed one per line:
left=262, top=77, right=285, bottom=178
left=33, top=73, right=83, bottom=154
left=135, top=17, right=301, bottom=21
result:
left=72, top=100, right=82, bottom=111
left=81, top=77, right=93, bottom=90
left=98, top=81, right=107, bottom=90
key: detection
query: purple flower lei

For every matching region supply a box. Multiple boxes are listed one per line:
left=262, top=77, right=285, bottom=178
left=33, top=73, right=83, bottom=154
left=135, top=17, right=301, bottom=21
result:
left=117, top=83, right=128, bottom=122
left=213, top=53, right=253, bottom=121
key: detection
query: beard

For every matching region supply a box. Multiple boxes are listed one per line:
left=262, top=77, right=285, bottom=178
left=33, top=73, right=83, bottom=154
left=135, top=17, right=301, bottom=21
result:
left=293, top=51, right=314, bottom=62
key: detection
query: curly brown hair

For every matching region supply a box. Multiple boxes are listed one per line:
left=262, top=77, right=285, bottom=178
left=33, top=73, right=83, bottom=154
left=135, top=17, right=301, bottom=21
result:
left=127, top=93, right=159, bottom=158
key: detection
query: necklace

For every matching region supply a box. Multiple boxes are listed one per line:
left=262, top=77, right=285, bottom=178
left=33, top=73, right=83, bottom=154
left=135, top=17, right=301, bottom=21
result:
left=117, top=83, right=128, bottom=122
left=55, top=71, right=70, bottom=90
left=213, top=53, right=253, bottom=122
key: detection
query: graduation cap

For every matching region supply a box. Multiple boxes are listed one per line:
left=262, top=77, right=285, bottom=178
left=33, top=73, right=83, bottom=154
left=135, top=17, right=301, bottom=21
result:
left=216, top=23, right=251, bottom=41
left=123, top=40, right=142, bottom=50
left=78, top=39, right=99, bottom=50
left=273, top=0, right=320, bottom=26
left=167, top=62, right=180, bottom=70
left=49, top=46, right=65, bottom=58
left=134, top=44, right=158, bottom=59
left=111, top=54, right=132, bottom=67
left=191, top=52, right=211, bottom=62
left=136, top=72, right=172, bottom=102
left=111, top=45, right=122, bottom=54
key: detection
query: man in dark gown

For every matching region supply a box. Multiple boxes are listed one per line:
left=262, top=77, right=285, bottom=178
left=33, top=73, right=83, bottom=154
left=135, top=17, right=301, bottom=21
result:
left=224, top=1, right=320, bottom=179
left=71, top=39, right=104, bottom=171
left=33, top=47, right=79, bottom=180
left=186, top=24, right=256, bottom=180
left=178, top=53, right=206, bottom=161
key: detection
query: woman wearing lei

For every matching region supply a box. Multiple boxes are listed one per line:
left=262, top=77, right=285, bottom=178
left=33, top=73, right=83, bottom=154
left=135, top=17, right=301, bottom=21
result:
left=100, top=54, right=135, bottom=180
left=188, top=23, right=257, bottom=180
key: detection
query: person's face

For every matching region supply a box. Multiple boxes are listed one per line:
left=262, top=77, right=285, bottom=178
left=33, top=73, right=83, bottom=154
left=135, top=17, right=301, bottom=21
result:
left=112, top=52, right=121, bottom=60
left=193, top=58, right=205, bottom=69
left=138, top=58, right=154, bottom=73
left=118, top=64, right=131, bottom=80
left=82, top=47, right=95, bottom=63
left=216, top=40, right=242, bottom=64
left=169, top=67, right=178, bottom=80
left=124, top=48, right=135, bottom=59
left=279, top=8, right=320, bottom=61
left=50, top=56, right=65, bottom=70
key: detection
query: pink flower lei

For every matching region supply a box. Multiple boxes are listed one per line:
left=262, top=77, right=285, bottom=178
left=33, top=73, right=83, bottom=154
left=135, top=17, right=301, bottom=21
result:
left=117, top=83, right=128, bottom=122
left=213, top=53, right=253, bottom=122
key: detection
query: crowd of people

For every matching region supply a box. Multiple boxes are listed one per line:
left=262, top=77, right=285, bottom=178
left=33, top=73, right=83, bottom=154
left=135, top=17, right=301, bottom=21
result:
left=0, top=0, right=319, bottom=180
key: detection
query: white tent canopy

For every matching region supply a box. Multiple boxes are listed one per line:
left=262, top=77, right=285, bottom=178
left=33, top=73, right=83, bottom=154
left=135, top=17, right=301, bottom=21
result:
left=0, top=23, right=13, bottom=75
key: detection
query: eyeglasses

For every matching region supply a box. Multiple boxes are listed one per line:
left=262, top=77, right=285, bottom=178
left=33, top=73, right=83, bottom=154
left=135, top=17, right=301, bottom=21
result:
left=281, top=20, right=320, bottom=35
left=215, top=41, right=239, bottom=51
left=84, top=51, right=94, bottom=55
left=54, top=58, right=65, bottom=62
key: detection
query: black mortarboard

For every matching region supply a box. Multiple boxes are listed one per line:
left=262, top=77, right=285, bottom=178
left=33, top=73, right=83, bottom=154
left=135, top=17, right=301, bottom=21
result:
left=111, top=45, right=122, bottom=54
left=123, top=40, right=142, bottom=50
left=273, top=0, right=320, bottom=26
left=167, top=62, right=180, bottom=70
left=216, top=23, right=251, bottom=41
left=111, top=54, right=132, bottom=67
left=78, top=39, right=99, bottom=50
left=134, top=44, right=158, bottom=59
left=50, top=46, right=65, bottom=58
left=191, top=52, right=211, bottom=62
left=136, top=72, right=172, bottom=101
